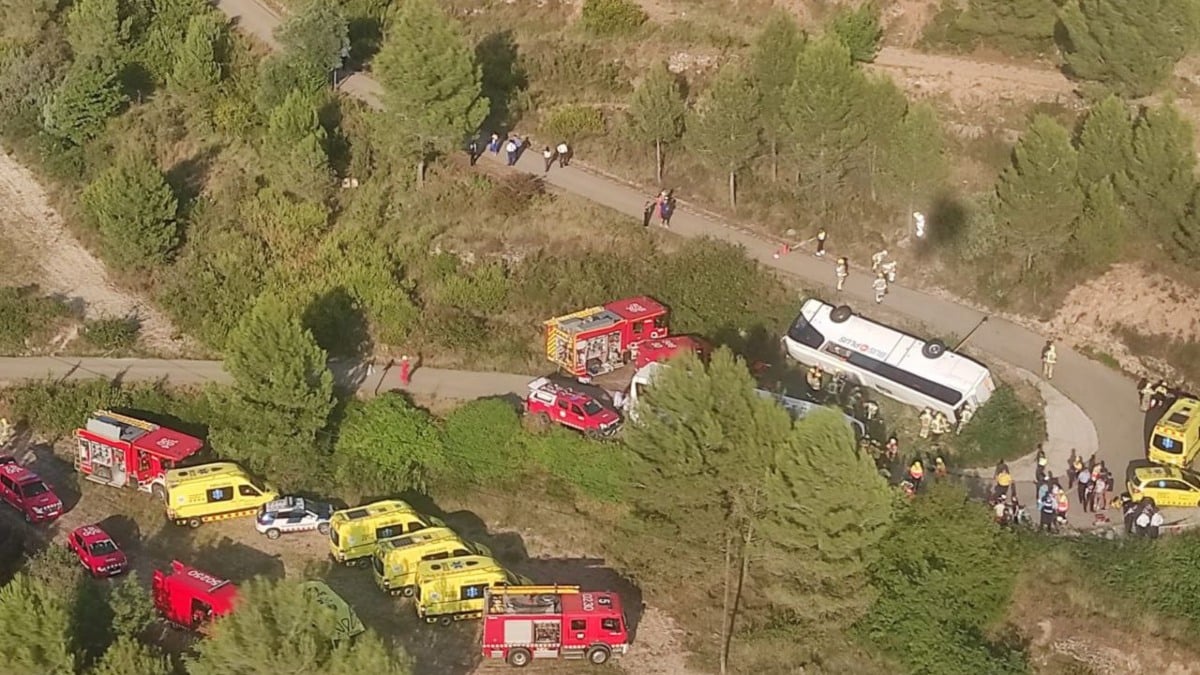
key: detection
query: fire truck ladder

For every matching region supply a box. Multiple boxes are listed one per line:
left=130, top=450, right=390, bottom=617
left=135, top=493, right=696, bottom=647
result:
left=486, top=585, right=581, bottom=616
left=94, top=410, right=157, bottom=432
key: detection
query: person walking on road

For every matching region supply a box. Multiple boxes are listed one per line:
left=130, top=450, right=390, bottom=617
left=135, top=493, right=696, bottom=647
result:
left=815, top=229, right=827, bottom=257
left=1041, top=340, right=1057, bottom=380
left=542, top=146, right=554, bottom=172
left=659, top=191, right=676, bottom=228
left=399, top=355, right=413, bottom=387
left=505, top=138, right=519, bottom=166
left=871, top=249, right=888, bottom=273
left=881, top=260, right=897, bottom=284
left=556, top=141, right=571, bottom=167
left=872, top=273, right=888, bottom=304
left=488, top=132, right=501, bottom=154
left=918, top=408, right=932, bottom=439
left=1138, top=378, right=1155, bottom=412
left=835, top=256, right=849, bottom=292
left=468, top=138, right=480, bottom=166
left=1076, top=464, right=1092, bottom=512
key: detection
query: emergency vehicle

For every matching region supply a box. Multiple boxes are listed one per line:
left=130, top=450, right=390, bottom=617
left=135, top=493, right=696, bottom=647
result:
left=327, top=499, right=445, bottom=566
left=74, top=411, right=204, bottom=500
left=67, top=524, right=128, bottom=577
left=0, top=462, right=63, bottom=523
left=413, top=555, right=529, bottom=625
left=372, top=526, right=491, bottom=596
left=1148, top=397, right=1200, bottom=468
left=524, top=378, right=622, bottom=438
left=152, top=561, right=237, bottom=632
left=543, top=297, right=700, bottom=380
left=163, top=462, right=278, bottom=528
left=481, top=585, right=630, bottom=667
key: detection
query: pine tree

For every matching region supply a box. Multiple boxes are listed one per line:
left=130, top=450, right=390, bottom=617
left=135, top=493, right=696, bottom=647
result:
left=994, top=114, right=1083, bottom=271
left=1070, top=178, right=1127, bottom=270
left=254, top=54, right=326, bottom=114
left=333, top=394, right=446, bottom=495
left=136, top=0, right=210, bottom=83
left=107, top=574, right=156, bottom=640
left=758, top=410, right=892, bottom=633
left=168, top=13, right=225, bottom=94
left=41, top=56, right=126, bottom=145
left=748, top=12, right=805, bottom=183
left=65, top=0, right=128, bottom=65
left=90, top=638, right=171, bottom=675
left=827, top=1, right=882, bottom=63
left=1115, top=103, right=1197, bottom=244
left=881, top=102, right=948, bottom=210
left=1059, top=0, right=1200, bottom=97
left=785, top=37, right=869, bottom=212
left=374, top=0, right=487, bottom=186
left=80, top=153, right=179, bottom=270
left=211, top=293, right=334, bottom=485
left=262, top=90, right=332, bottom=197
left=954, top=0, right=1059, bottom=53
left=187, top=578, right=412, bottom=675
left=626, top=63, right=687, bottom=185
left=0, top=573, right=76, bottom=673
left=1076, top=95, right=1133, bottom=187
left=856, top=74, right=908, bottom=202
left=275, top=0, right=349, bottom=73
left=242, top=187, right=330, bottom=264
left=686, top=64, right=760, bottom=209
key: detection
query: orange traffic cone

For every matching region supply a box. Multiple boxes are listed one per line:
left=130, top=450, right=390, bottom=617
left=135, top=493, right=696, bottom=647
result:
left=773, top=243, right=790, bottom=259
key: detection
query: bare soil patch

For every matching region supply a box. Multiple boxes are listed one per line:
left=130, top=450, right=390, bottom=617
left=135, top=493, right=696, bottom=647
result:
left=0, top=151, right=189, bottom=356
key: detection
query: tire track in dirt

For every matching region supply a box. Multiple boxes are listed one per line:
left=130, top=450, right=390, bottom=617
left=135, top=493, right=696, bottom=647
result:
left=0, top=152, right=187, bottom=355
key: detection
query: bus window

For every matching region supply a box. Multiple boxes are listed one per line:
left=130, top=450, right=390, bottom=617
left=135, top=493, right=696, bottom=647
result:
left=787, top=317, right=824, bottom=349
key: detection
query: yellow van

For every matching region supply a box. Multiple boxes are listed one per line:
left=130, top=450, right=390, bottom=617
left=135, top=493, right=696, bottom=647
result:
left=327, top=499, right=445, bottom=565
left=164, top=462, right=278, bottom=528
left=413, top=555, right=529, bottom=625
left=1149, top=397, right=1200, bottom=468
left=372, top=527, right=492, bottom=597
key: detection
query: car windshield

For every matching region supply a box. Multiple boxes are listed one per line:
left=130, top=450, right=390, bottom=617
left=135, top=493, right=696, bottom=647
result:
left=583, top=400, right=603, bottom=416
left=90, top=540, right=118, bottom=556
left=20, top=481, right=48, bottom=498
left=1184, top=473, right=1200, bottom=491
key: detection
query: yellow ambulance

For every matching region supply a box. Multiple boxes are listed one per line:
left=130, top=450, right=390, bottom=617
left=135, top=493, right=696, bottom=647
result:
left=327, top=499, right=445, bottom=566
left=413, top=555, right=529, bottom=625
left=164, top=462, right=278, bottom=528
left=1149, top=397, right=1200, bottom=468
left=372, top=527, right=492, bottom=597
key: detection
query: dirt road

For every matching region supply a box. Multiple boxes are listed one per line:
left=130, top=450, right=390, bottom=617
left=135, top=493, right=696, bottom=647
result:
left=870, top=45, right=1076, bottom=103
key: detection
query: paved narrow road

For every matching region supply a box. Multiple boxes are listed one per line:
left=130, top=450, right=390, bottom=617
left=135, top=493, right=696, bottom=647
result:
left=206, top=0, right=1140, bottom=475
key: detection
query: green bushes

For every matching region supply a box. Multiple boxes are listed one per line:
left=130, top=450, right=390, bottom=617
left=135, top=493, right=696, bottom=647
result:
left=539, top=105, right=606, bottom=142
left=950, top=385, right=1046, bottom=467
left=81, top=317, right=140, bottom=351
left=580, top=0, right=647, bottom=37
left=0, top=287, right=71, bottom=353
left=4, top=379, right=216, bottom=439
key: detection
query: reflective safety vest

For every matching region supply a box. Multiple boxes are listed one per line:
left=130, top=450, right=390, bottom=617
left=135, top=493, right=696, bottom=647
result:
left=1055, top=492, right=1069, bottom=513
left=909, top=463, right=924, bottom=480
left=996, top=471, right=1012, bottom=487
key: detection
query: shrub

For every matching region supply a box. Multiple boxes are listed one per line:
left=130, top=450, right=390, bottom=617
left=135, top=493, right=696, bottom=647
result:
left=333, top=394, right=444, bottom=496
left=580, top=0, right=647, bottom=36
left=540, top=105, right=606, bottom=143
left=0, top=286, right=72, bottom=353
left=490, top=173, right=546, bottom=217
left=432, top=262, right=509, bottom=315
left=81, top=317, right=140, bottom=351
left=440, top=398, right=523, bottom=482
left=950, top=385, right=1045, bottom=467
left=4, top=379, right=215, bottom=439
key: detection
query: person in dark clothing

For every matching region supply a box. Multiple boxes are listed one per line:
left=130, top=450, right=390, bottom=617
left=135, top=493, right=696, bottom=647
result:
left=467, top=138, right=480, bottom=166
left=659, top=192, right=676, bottom=227
left=1038, top=491, right=1057, bottom=532
left=1119, top=493, right=1138, bottom=534
left=642, top=201, right=654, bottom=227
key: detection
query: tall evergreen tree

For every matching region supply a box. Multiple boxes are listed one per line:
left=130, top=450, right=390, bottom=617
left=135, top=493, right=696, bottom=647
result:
left=827, top=1, right=882, bottom=63
left=136, top=0, right=210, bottom=83
left=168, top=13, right=226, bottom=94
left=1115, top=103, right=1196, bottom=244
left=90, top=638, right=171, bottom=675
left=275, top=0, right=349, bottom=73
left=262, top=90, right=332, bottom=197
left=65, top=0, right=127, bottom=65
left=856, top=74, right=907, bottom=201
left=758, top=410, right=892, bottom=634
left=41, top=56, right=125, bottom=145
left=881, top=102, right=948, bottom=210
left=210, top=293, right=334, bottom=486
left=333, top=394, right=446, bottom=495
left=748, top=12, right=805, bottom=183
left=785, top=37, right=868, bottom=213
left=187, top=578, right=411, bottom=675
left=1070, top=178, right=1127, bottom=269
left=626, top=63, right=686, bottom=184
left=374, top=0, right=487, bottom=186
left=686, top=64, right=761, bottom=209
left=1075, top=95, right=1133, bottom=187
left=1059, top=0, right=1200, bottom=97
left=80, top=153, right=179, bottom=270
left=994, top=114, right=1082, bottom=271
left=0, top=572, right=76, bottom=673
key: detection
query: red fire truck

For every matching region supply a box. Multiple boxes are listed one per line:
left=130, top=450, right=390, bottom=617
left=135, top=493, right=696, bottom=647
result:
left=481, top=585, right=629, bottom=668
left=152, top=561, right=237, bottom=632
left=544, top=296, right=699, bottom=380
left=74, top=411, right=204, bottom=500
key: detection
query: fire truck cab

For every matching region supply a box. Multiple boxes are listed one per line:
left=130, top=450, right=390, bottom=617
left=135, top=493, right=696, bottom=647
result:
left=544, top=296, right=674, bottom=379
left=75, top=411, right=204, bottom=500
left=482, top=585, right=629, bottom=668
left=152, top=560, right=237, bottom=632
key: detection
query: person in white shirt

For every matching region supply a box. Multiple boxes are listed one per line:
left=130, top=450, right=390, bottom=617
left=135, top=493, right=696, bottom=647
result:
left=556, top=141, right=571, bottom=167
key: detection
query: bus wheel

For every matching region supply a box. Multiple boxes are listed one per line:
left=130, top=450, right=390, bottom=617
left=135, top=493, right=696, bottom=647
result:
left=187, top=518, right=202, bottom=529
left=830, top=305, right=853, bottom=323
left=586, top=645, right=611, bottom=665
left=507, top=648, right=532, bottom=667
left=922, top=340, right=947, bottom=359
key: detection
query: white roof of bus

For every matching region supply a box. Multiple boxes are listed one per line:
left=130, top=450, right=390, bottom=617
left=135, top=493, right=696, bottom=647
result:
left=800, top=299, right=991, bottom=396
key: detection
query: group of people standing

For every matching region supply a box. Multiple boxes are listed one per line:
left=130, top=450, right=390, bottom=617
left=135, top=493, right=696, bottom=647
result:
left=643, top=190, right=676, bottom=228
left=832, top=247, right=899, bottom=304
left=473, top=133, right=573, bottom=171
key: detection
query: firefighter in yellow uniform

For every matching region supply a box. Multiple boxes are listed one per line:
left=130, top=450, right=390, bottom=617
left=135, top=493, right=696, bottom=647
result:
left=918, top=408, right=933, bottom=439
left=805, top=366, right=824, bottom=398
left=1041, top=341, right=1057, bottom=380
left=956, top=403, right=975, bottom=435
left=930, top=411, right=951, bottom=443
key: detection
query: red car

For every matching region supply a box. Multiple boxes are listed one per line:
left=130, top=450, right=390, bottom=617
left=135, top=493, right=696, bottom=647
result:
left=67, top=525, right=128, bottom=577
left=0, top=462, right=63, bottom=523
left=525, top=378, right=622, bottom=438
